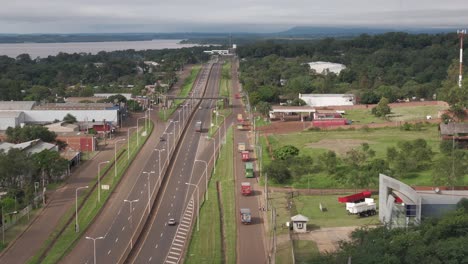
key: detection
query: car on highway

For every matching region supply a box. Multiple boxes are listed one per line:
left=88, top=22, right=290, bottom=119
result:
left=168, top=218, right=177, bottom=226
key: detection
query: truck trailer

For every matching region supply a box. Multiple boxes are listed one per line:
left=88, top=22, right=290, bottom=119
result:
left=346, top=198, right=377, bottom=217
left=241, top=182, right=252, bottom=195
left=240, top=208, right=252, bottom=224
left=195, top=120, right=202, bottom=132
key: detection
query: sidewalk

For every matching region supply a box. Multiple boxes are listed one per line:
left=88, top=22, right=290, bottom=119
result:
left=0, top=138, right=119, bottom=264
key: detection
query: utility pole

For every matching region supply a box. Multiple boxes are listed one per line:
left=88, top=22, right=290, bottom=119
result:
left=457, top=29, right=466, bottom=88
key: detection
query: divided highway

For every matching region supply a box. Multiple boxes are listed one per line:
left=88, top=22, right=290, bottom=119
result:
left=128, top=62, right=224, bottom=263
left=61, top=62, right=215, bottom=264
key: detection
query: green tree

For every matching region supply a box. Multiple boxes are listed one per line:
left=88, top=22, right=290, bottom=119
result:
left=5, top=125, right=57, bottom=143
left=256, top=101, right=272, bottom=117
left=32, top=149, right=69, bottom=183
left=273, top=145, right=299, bottom=160
left=432, top=150, right=468, bottom=186
left=63, top=113, right=77, bottom=124
left=371, top=97, right=391, bottom=118
left=318, top=151, right=338, bottom=174
left=264, top=161, right=291, bottom=184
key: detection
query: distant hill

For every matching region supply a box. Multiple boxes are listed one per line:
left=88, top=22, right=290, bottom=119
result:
left=276, top=26, right=457, bottom=38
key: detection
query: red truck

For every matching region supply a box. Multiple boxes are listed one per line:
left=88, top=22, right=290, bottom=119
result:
left=241, top=151, right=250, bottom=162
left=241, top=182, right=251, bottom=195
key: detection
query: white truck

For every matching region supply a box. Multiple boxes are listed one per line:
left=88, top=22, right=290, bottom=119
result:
left=346, top=198, right=377, bottom=217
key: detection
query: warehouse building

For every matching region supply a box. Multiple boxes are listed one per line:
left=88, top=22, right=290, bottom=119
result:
left=379, top=174, right=468, bottom=228
left=0, top=101, right=120, bottom=130
left=299, top=94, right=355, bottom=107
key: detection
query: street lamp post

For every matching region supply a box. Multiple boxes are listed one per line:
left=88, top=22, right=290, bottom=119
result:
left=97, top=161, right=110, bottom=203
left=75, top=186, right=89, bottom=232
left=85, top=236, right=104, bottom=264
left=154, top=148, right=166, bottom=187
left=205, top=136, right=217, bottom=174
left=114, top=139, right=126, bottom=178
left=123, top=199, right=139, bottom=249
left=142, top=171, right=155, bottom=214
left=164, top=132, right=174, bottom=154
left=195, top=160, right=208, bottom=200
left=185, top=183, right=199, bottom=231
left=173, top=120, right=180, bottom=138
left=127, top=126, right=137, bottom=160
left=2, top=208, right=17, bottom=244
left=136, top=117, right=146, bottom=145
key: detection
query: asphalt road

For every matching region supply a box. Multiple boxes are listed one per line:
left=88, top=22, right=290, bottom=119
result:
left=61, top=63, right=214, bottom=264
left=129, top=62, right=223, bottom=263
left=231, top=57, right=268, bottom=264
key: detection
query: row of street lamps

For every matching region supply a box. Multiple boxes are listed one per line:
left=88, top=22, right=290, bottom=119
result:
left=79, top=102, right=195, bottom=264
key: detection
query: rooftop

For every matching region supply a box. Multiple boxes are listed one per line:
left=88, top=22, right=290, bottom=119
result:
left=33, top=103, right=115, bottom=110
left=440, top=122, right=468, bottom=135
left=0, top=101, right=36, bottom=111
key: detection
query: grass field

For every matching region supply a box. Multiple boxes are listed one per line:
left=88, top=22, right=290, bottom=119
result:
left=186, top=128, right=236, bottom=264
left=294, top=240, right=320, bottom=264
left=29, top=122, right=154, bottom=264
left=263, top=125, right=444, bottom=188
left=345, top=104, right=447, bottom=125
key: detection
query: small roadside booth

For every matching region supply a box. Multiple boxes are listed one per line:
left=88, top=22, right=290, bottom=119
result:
left=291, top=214, right=309, bottom=233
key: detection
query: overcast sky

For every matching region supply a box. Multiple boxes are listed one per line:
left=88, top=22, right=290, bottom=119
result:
left=1, top=0, right=467, bottom=33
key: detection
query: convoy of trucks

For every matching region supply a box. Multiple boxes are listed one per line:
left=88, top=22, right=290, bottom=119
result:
left=240, top=208, right=252, bottom=224
left=241, top=182, right=252, bottom=195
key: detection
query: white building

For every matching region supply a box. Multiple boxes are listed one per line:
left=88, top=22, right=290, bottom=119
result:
left=299, top=94, right=355, bottom=107
left=308, top=61, right=346, bottom=75
left=0, top=101, right=119, bottom=130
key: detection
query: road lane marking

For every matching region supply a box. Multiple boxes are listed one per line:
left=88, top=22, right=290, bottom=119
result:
left=165, top=261, right=176, bottom=264
left=149, top=257, right=153, bottom=262
left=172, top=247, right=182, bottom=252
left=108, top=250, right=111, bottom=255
left=155, top=244, right=158, bottom=249
left=171, top=203, right=173, bottom=207
left=175, top=239, right=184, bottom=243
left=173, top=242, right=183, bottom=247
left=122, top=226, right=125, bottom=231
left=160, top=233, right=163, bottom=237
left=115, top=237, right=119, bottom=243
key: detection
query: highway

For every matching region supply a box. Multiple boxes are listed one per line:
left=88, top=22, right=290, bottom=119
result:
left=61, top=62, right=214, bottom=264
left=128, top=62, right=224, bottom=263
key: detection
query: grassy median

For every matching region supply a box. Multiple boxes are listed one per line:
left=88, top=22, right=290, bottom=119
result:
left=186, top=128, right=236, bottom=264
left=28, top=122, right=154, bottom=264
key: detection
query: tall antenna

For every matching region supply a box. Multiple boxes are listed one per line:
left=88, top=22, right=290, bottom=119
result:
left=457, top=29, right=466, bottom=88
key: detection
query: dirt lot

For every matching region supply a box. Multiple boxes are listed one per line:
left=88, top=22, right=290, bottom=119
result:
left=306, top=139, right=373, bottom=155
left=295, top=226, right=359, bottom=253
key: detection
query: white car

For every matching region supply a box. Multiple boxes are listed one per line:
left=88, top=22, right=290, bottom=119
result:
left=168, top=218, right=177, bottom=226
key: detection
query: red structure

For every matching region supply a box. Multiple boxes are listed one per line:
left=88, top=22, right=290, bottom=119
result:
left=338, top=191, right=372, bottom=203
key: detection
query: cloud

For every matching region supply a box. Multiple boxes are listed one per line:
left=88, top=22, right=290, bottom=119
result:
left=0, top=0, right=467, bottom=33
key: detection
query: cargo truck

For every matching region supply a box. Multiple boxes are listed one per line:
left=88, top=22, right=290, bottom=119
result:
left=346, top=198, right=377, bottom=217
left=241, top=182, right=251, bottom=195
left=195, top=120, right=202, bottom=132
left=240, top=208, right=252, bottom=224
left=241, top=151, right=250, bottom=162
left=245, top=162, right=254, bottom=178
left=237, top=142, right=246, bottom=152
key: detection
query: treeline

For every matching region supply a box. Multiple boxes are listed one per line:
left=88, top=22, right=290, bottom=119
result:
left=1, top=125, right=69, bottom=211
left=0, top=46, right=211, bottom=102
left=238, top=32, right=468, bottom=109
left=266, top=131, right=468, bottom=188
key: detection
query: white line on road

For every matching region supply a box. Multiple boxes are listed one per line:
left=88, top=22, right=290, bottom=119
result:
left=108, top=250, right=111, bottom=255
left=115, top=237, right=119, bottom=243
left=122, top=226, right=125, bottom=231
left=173, top=242, right=183, bottom=247
left=149, top=256, right=153, bottom=262
left=155, top=244, right=158, bottom=249
left=160, top=233, right=163, bottom=237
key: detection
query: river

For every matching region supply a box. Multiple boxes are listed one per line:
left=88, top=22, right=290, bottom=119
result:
left=0, top=39, right=199, bottom=58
